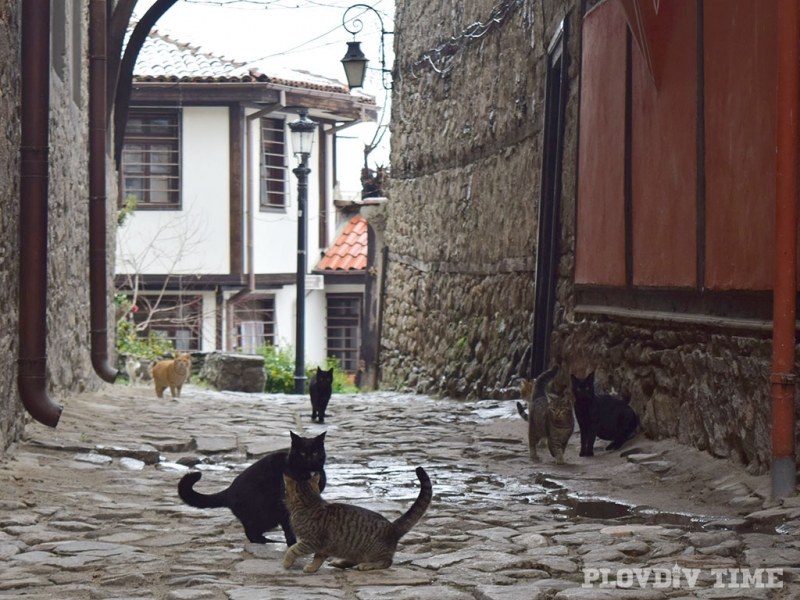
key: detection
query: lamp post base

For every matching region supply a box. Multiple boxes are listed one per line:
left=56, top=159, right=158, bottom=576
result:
left=294, top=376, right=307, bottom=395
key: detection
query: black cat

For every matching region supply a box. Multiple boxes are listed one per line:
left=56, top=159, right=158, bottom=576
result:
left=570, top=372, right=639, bottom=457
left=177, top=431, right=326, bottom=546
left=309, top=367, right=334, bottom=423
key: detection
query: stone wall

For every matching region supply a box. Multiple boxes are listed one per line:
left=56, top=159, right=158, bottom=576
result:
left=382, top=0, right=580, bottom=398
left=549, top=319, right=773, bottom=473
left=0, top=2, right=99, bottom=453
left=48, top=19, right=96, bottom=393
left=0, top=0, right=24, bottom=451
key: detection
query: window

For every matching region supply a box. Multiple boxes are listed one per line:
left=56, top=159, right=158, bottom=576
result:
left=121, top=109, right=181, bottom=209
left=128, top=294, right=202, bottom=351
left=326, top=294, right=361, bottom=373
left=232, top=296, right=275, bottom=353
left=260, top=117, right=287, bottom=209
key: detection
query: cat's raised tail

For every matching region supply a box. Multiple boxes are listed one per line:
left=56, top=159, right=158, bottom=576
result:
left=178, top=471, right=229, bottom=509
left=392, top=467, right=432, bottom=537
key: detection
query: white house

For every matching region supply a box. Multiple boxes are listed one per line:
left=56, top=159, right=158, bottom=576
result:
left=114, top=27, right=377, bottom=375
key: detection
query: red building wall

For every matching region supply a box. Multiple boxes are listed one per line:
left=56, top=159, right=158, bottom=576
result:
left=703, top=0, right=776, bottom=290
left=576, top=0, right=779, bottom=294
left=630, top=0, right=697, bottom=288
left=575, top=0, right=627, bottom=286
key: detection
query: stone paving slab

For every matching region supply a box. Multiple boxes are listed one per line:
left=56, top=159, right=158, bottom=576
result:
left=0, top=384, right=797, bottom=598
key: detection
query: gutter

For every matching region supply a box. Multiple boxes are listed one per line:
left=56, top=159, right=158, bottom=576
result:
left=771, top=0, right=798, bottom=499
left=18, top=0, right=62, bottom=427
left=89, top=0, right=119, bottom=383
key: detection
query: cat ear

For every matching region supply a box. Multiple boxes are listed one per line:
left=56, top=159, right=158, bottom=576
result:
left=290, top=431, right=299, bottom=442
left=316, top=431, right=326, bottom=442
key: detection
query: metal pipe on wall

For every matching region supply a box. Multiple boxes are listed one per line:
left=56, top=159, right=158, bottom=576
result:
left=89, top=0, right=119, bottom=383
left=771, top=0, right=798, bottom=499
left=18, top=0, right=63, bottom=427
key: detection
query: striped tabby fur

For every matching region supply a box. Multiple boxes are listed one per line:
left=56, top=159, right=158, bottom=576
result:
left=283, top=466, right=432, bottom=572
left=516, top=365, right=574, bottom=463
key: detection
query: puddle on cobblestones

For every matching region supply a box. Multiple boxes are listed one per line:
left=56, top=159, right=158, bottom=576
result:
left=534, top=475, right=754, bottom=533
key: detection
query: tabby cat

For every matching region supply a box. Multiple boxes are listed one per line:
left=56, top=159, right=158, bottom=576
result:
left=516, top=365, right=574, bottom=463
left=151, top=352, right=192, bottom=399
left=571, top=372, right=639, bottom=457
left=309, top=367, right=334, bottom=423
left=283, top=466, right=432, bottom=572
left=178, top=431, right=326, bottom=546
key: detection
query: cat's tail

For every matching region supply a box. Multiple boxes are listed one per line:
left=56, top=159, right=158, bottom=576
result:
left=533, top=365, right=559, bottom=397
left=392, top=467, right=432, bottom=538
left=178, top=471, right=229, bottom=509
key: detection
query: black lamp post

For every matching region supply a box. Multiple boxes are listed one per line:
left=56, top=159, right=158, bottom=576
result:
left=341, top=4, right=393, bottom=89
left=288, top=109, right=316, bottom=395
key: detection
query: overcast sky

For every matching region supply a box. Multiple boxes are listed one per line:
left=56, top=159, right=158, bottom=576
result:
left=132, top=0, right=395, bottom=195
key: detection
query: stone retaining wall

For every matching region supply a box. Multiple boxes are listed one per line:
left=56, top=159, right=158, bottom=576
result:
left=549, top=319, right=773, bottom=473
left=381, top=0, right=578, bottom=398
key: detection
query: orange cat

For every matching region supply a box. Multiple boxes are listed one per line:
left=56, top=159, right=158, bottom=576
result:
left=150, top=352, right=192, bottom=399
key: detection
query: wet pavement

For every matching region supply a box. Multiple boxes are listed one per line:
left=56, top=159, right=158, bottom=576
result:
left=1, top=384, right=799, bottom=599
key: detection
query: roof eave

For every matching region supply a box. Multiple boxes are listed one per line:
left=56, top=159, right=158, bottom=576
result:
left=130, top=79, right=378, bottom=122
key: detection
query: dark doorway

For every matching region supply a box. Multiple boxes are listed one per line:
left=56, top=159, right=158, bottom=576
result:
left=531, top=22, right=568, bottom=377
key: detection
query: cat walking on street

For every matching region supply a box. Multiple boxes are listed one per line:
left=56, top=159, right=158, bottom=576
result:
left=309, top=367, right=333, bottom=423
left=283, top=466, right=432, bottom=572
left=517, top=365, right=574, bottom=463
left=151, top=352, right=192, bottom=399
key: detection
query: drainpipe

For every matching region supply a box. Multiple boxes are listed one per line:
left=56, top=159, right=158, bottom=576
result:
left=89, top=0, right=119, bottom=383
left=18, top=0, right=62, bottom=427
left=771, top=0, right=798, bottom=499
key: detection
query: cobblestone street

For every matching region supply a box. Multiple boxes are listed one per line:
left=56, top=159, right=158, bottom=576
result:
left=1, top=384, right=799, bottom=599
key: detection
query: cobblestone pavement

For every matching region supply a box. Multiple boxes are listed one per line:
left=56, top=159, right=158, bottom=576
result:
left=1, top=384, right=799, bottom=599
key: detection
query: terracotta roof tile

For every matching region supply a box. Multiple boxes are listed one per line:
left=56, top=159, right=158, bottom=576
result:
left=316, top=216, right=368, bottom=272
left=132, top=26, right=371, bottom=97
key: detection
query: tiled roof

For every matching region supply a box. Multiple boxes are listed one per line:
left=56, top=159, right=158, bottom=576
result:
left=316, top=216, right=368, bottom=272
left=132, top=27, right=358, bottom=95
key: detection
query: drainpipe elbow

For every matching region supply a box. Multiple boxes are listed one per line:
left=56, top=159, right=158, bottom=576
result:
left=90, top=336, right=120, bottom=383
left=18, top=365, right=62, bottom=428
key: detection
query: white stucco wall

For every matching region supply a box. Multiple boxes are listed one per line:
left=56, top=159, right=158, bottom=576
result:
left=116, top=106, right=230, bottom=275
left=247, top=110, right=327, bottom=276
left=272, top=285, right=326, bottom=367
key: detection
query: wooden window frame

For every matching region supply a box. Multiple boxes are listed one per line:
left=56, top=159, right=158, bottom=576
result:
left=259, top=116, right=288, bottom=210
left=232, top=295, right=276, bottom=352
left=121, top=108, right=181, bottom=210
left=128, top=294, right=202, bottom=351
left=326, top=294, right=362, bottom=374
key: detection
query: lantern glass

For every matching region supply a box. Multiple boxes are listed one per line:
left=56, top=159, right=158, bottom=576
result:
left=341, top=41, right=368, bottom=89
left=289, top=111, right=316, bottom=156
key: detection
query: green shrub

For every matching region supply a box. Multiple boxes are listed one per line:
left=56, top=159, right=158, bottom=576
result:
left=258, top=344, right=296, bottom=393
left=257, top=346, right=360, bottom=394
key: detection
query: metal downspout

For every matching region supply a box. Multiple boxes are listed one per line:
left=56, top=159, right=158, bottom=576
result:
left=18, top=0, right=62, bottom=427
left=771, top=0, right=799, bottom=499
left=89, top=0, right=119, bottom=383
